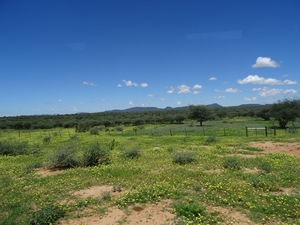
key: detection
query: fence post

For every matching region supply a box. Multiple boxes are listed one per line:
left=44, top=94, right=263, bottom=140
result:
left=223, top=127, right=226, bottom=136
left=202, top=127, right=205, bottom=136
left=169, top=129, right=172, bottom=136
left=185, top=128, right=187, bottom=137
left=246, top=127, right=248, bottom=137
left=151, top=130, right=154, bottom=136
left=265, top=127, right=268, bottom=137
left=274, top=127, right=276, bottom=136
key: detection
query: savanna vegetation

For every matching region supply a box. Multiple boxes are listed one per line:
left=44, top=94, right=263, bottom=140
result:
left=1, top=99, right=300, bottom=225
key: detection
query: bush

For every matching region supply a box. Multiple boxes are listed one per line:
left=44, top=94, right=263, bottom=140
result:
left=205, top=136, right=217, bottom=143
left=121, top=147, right=141, bottom=159
left=69, top=134, right=78, bottom=140
left=83, top=142, right=110, bottom=166
left=115, top=126, right=124, bottom=132
left=173, top=202, right=206, bottom=219
left=172, top=152, right=197, bottom=165
left=26, top=204, right=65, bottom=225
left=259, top=162, right=272, bottom=173
left=0, top=140, right=29, bottom=156
left=223, top=157, right=241, bottom=169
left=90, top=126, right=100, bottom=135
left=48, top=146, right=79, bottom=170
left=43, top=136, right=51, bottom=143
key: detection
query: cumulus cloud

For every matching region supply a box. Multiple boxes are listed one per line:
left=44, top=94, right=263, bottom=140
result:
left=117, top=84, right=122, bottom=87
left=177, top=101, right=181, bottom=105
left=178, top=84, right=191, bottom=94
left=148, top=94, right=154, bottom=97
left=252, top=57, right=280, bottom=68
left=238, top=75, right=297, bottom=85
left=209, top=77, right=217, bottom=81
left=122, top=80, right=148, bottom=87
left=83, top=81, right=97, bottom=86
left=244, top=97, right=257, bottom=102
left=225, top=88, right=242, bottom=93
left=129, top=100, right=134, bottom=106
left=58, top=99, right=62, bottom=102
left=167, top=86, right=175, bottom=94
left=214, top=96, right=225, bottom=99
left=215, top=89, right=222, bottom=93
left=193, top=84, right=202, bottom=89
left=193, top=91, right=200, bottom=94
left=252, top=87, right=284, bottom=97
left=161, top=98, right=165, bottom=101
left=283, top=89, right=298, bottom=95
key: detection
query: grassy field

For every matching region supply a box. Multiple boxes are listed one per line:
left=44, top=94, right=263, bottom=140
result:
left=1, top=119, right=300, bottom=225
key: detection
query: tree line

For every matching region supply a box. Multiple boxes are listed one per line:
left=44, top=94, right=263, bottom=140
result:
left=0, top=98, right=299, bottom=130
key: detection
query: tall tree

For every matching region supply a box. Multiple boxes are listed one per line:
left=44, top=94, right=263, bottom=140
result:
left=188, top=105, right=213, bottom=126
left=270, top=98, right=300, bottom=128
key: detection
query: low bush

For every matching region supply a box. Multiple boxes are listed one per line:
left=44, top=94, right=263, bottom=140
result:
left=48, top=146, right=79, bottom=170
left=205, top=136, right=217, bottom=143
left=173, top=202, right=206, bottom=219
left=83, top=142, right=110, bottom=166
left=43, top=136, right=51, bottom=143
left=25, top=204, right=65, bottom=225
left=121, top=147, right=141, bottom=159
left=0, top=140, right=29, bottom=155
left=115, top=126, right=124, bottom=132
left=90, top=126, right=101, bottom=135
left=172, top=152, right=197, bottom=165
left=223, top=157, right=242, bottom=169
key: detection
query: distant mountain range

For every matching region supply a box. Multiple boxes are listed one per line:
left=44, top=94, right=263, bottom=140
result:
left=105, top=103, right=268, bottom=113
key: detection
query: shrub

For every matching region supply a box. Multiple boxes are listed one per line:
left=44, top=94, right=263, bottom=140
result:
left=0, top=140, right=29, bottom=155
left=113, top=184, right=122, bottom=192
left=172, top=152, right=197, bottom=165
left=69, top=134, right=78, bottom=140
left=115, top=126, right=124, bottom=132
left=90, top=126, right=100, bottom=135
left=173, top=202, right=206, bottom=219
left=223, top=157, right=241, bottom=169
left=48, top=146, right=79, bottom=170
left=121, top=147, right=141, bottom=159
left=205, top=136, right=217, bottom=143
left=259, top=162, right=272, bottom=173
left=26, top=204, right=65, bottom=225
left=43, top=136, right=51, bottom=143
left=83, top=142, right=110, bottom=166
left=193, top=184, right=203, bottom=192
left=167, top=147, right=174, bottom=153
left=101, top=191, right=111, bottom=200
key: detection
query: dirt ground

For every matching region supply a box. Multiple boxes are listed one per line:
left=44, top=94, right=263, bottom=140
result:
left=37, top=141, right=300, bottom=225
left=249, top=141, right=300, bottom=157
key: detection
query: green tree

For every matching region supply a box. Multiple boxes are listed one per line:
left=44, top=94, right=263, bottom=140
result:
left=188, top=105, right=213, bottom=126
left=256, top=108, right=271, bottom=121
left=270, top=98, right=300, bottom=128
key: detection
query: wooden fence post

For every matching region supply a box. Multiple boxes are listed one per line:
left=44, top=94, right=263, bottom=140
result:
left=169, top=129, right=172, bottom=136
left=265, top=127, right=268, bottom=137
left=246, top=127, right=248, bottom=137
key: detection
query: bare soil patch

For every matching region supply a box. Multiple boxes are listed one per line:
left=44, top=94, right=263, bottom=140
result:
left=35, top=168, right=64, bottom=177
left=206, top=205, right=255, bottom=225
left=269, top=187, right=300, bottom=196
left=74, top=185, right=124, bottom=199
left=249, top=141, right=300, bottom=157
left=59, top=200, right=175, bottom=225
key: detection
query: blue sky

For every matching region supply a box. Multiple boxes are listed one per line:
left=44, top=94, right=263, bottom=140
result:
left=1, top=0, right=299, bottom=116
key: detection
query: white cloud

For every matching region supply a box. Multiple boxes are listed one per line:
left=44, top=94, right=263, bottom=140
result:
left=252, top=57, right=280, bottom=68
left=129, top=100, right=134, bottom=106
left=148, top=94, right=154, bottom=97
left=141, top=83, right=148, bottom=88
left=161, top=98, right=165, bottom=101
left=117, top=84, right=122, bottom=87
left=177, top=101, right=181, bottom=105
left=243, top=97, right=257, bottom=102
left=252, top=87, right=283, bottom=97
left=133, top=82, right=139, bottom=87
left=193, top=84, right=202, bottom=89
left=214, top=96, right=225, bottom=99
left=83, top=81, right=97, bottom=86
left=193, top=91, right=199, bottom=94
left=58, top=99, right=62, bottom=102
left=283, top=89, right=298, bottom=95
left=123, top=80, right=133, bottom=86
left=215, top=89, right=222, bottom=92
left=72, top=107, right=78, bottom=112
left=238, top=75, right=297, bottom=85
left=225, top=88, right=242, bottom=93
left=178, top=84, right=191, bottom=94
left=167, top=86, right=175, bottom=94
left=209, top=77, right=217, bottom=81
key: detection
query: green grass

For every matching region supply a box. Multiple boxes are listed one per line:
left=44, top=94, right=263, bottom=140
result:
left=1, top=119, right=300, bottom=224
